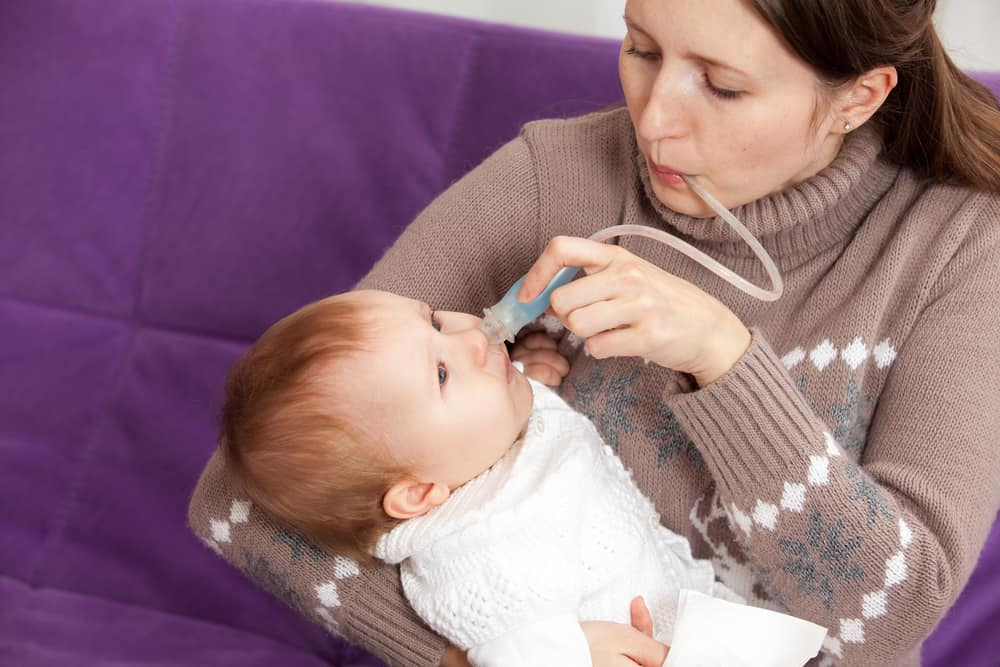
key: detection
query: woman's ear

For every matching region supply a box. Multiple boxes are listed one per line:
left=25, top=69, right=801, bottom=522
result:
left=836, top=65, right=898, bottom=132
left=383, top=478, right=450, bottom=520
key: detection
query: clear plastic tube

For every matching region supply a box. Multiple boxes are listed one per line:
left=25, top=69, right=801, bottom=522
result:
left=480, top=175, right=783, bottom=344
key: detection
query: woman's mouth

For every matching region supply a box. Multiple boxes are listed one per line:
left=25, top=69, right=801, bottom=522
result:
left=648, top=158, right=687, bottom=186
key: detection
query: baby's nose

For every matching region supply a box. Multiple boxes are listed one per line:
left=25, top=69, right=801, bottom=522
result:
left=457, top=325, right=489, bottom=367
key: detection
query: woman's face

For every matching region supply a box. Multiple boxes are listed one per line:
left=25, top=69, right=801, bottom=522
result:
left=620, top=0, right=845, bottom=216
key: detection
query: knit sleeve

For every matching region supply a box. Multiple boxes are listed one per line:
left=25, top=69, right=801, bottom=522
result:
left=665, top=202, right=1000, bottom=665
left=357, top=134, right=542, bottom=315
left=186, top=448, right=448, bottom=667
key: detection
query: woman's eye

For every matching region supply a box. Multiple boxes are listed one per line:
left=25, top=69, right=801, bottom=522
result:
left=625, top=45, right=658, bottom=61
left=702, top=72, right=742, bottom=100
left=437, top=363, right=448, bottom=386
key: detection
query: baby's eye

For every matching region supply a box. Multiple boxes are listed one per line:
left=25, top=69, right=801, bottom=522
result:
left=431, top=316, right=441, bottom=331
left=437, top=363, right=448, bottom=386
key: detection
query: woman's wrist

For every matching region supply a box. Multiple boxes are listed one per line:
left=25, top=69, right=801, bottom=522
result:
left=692, top=323, right=752, bottom=387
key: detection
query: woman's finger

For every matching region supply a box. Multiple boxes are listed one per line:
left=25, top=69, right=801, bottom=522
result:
left=510, top=348, right=570, bottom=376
left=517, top=236, right=618, bottom=302
left=560, top=296, right=635, bottom=341
left=582, top=621, right=669, bottom=667
left=522, top=363, right=564, bottom=387
left=584, top=323, right=659, bottom=360
left=547, top=261, right=640, bottom=318
left=439, top=645, right=472, bottom=667
left=618, top=626, right=670, bottom=667
left=630, top=596, right=654, bottom=638
left=515, top=331, right=558, bottom=351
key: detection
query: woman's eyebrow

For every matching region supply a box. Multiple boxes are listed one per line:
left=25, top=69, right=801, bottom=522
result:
left=697, top=54, right=752, bottom=79
left=623, top=15, right=651, bottom=39
left=622, top=14, right=752, bottom=79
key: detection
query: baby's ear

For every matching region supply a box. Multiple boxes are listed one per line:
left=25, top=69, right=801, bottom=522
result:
left=383, top=478, right=450, bottom=519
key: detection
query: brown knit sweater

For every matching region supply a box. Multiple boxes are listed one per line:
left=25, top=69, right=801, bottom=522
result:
left=189, top=107, right=1000, bottom=666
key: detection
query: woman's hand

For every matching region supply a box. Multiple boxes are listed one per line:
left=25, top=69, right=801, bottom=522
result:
left=441, top=598, right=666, bottom=667
left=583, top=596, right=670, bottom=667
left=511, top=331, right=571, bottom=386
left=518, top=236, right=751, bottom=386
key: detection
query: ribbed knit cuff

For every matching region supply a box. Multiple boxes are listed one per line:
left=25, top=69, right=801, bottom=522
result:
left=665, top=329, right=825, bottom=501
left=342, top=569, right=448, bottom=667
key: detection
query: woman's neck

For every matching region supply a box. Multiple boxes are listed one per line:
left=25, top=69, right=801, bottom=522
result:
left=779, top=132, right=846, bottom=192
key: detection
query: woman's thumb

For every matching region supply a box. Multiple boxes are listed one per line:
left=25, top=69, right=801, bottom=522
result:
left=630, top=596, right=654, bottom=637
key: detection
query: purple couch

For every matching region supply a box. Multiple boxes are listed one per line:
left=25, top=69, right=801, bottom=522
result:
left=2, top=0, right=997, bottom=664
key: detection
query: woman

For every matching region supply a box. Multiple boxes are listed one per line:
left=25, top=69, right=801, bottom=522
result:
left=355, top=0, right=1000, bottom=665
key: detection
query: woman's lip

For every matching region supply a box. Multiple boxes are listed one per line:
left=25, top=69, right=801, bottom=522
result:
left=648, top=158, right=687, bottom=186
left=650, top=161, right=683, bottom=176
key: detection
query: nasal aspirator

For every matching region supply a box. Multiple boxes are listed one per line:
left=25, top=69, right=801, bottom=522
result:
left=480, top=174, right=784, bottom=345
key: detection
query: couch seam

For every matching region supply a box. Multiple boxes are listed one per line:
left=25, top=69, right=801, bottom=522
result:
left=440, top=26, right=483, bottom=185
left=25, top=0, right=189, bottom=588
left=1, top=573, right=332, bottom=659
left=0, top=292, right=254, bottom=347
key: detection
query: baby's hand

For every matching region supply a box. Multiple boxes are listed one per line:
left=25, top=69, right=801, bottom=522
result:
left=511, top=331, right=570, bottom=387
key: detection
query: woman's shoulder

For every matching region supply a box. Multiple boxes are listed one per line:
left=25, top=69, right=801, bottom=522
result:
left=892, top=171, right=1000, bottom=287
left=515, top=107, right=637, bottom=221
left=518, top=106, right=633, bottom=160
left=914, top=174, right=1000, bottom=210
left=886, top=164, right=999, bottom=234
left=520, top=105, right=631, bottom=135
left=909, top=174, right=1000, bottom=242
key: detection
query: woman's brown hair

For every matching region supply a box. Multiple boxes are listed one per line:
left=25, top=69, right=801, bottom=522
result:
left=748, top=0, right=1000, bottom=192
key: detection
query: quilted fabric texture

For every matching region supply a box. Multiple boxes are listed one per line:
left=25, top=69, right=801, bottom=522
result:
left=1, top=0, right=998, bottom=664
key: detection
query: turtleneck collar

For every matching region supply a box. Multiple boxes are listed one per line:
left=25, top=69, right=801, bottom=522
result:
left=633, top=123, right=902, bottom=266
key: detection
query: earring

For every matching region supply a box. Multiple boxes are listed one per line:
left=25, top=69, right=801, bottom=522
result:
left=844, top=121, right=854, bottom=132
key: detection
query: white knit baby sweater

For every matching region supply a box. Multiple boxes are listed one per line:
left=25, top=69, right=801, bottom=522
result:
left=374, top=379, right=719, bottom=667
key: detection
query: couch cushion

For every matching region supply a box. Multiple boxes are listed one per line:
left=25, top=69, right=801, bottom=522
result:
left=0, top=575, right=380, bottom=666
left=3, top=0, right=999, bottom=664
left=0, top=0, right=620, bottom=661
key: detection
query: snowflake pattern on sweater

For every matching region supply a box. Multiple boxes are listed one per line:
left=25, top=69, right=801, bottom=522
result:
left=558, top=334, right=905, bottom=665
left=191, top=106, right=1000, bottom=667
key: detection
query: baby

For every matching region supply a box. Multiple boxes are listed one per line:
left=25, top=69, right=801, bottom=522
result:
left=220, top=289, right=826, bottom=667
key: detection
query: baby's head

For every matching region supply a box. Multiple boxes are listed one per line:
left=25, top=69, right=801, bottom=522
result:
left=220, top=289, right=533, bottom=562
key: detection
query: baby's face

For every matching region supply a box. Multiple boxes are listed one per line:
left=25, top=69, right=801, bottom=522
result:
left=344, top=290, right=534, bottom=489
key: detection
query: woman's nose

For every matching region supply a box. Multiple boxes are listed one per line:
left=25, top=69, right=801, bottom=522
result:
left=637, top=69, right=691, bottom=142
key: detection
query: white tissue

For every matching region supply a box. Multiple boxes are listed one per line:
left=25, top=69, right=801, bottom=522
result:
left=512, top=360, right=524, bottom=372
left=664, top=590, right=827, bottom=667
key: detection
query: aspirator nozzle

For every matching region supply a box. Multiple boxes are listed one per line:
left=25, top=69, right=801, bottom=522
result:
left=481, top=266, right=580, bottom=344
